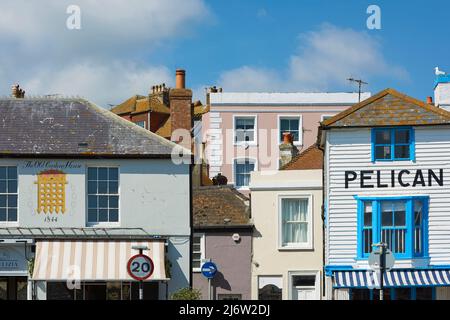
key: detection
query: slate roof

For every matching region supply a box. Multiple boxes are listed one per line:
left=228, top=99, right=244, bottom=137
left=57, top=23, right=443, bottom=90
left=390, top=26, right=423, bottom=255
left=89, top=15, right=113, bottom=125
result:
left=193, top=186, right=252, bottom=228
left=321, top=88, right=450, bottom=128
left=281, top=145, right=323, bottom=170
left=0, top=98, right=186, bottom=157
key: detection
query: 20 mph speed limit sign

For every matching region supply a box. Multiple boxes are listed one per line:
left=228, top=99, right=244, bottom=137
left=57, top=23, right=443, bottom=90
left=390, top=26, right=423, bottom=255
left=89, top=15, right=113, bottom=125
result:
left=127, top=254, right=154, bottom=281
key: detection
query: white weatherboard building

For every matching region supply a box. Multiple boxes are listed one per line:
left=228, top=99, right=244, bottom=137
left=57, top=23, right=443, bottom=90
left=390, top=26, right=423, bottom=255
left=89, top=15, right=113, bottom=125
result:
left=320, top=88, right=450, bottom=300
left=0, top=97, right=191, bottom=300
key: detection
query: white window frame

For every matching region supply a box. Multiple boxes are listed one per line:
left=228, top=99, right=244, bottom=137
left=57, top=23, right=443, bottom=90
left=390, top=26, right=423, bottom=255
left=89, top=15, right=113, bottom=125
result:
left=233, top=115, right=257, bottom=146
left=288, top=270, right=321, bottom=300
left=321, top=114, right=334, bottom=122
left=232, top=157, right=257, bottom=190
left=86, top=166, right=120, bottom=227
left=278, top=115, right=302, bottom=146
left=278, top=194, right=313, bottom=250
left=192, top=233, right=205, bottom=272
left=0, top=165, right=19, bottom=225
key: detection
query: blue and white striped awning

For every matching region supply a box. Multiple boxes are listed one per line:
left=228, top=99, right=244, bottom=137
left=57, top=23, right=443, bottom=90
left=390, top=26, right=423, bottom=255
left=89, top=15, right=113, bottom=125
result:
left=334, top=270, right=450, bottom=288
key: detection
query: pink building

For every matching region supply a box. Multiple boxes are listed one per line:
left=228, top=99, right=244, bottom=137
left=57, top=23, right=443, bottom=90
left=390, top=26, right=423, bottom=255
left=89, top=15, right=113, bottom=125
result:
left=202, top=92, right=371, bottom=192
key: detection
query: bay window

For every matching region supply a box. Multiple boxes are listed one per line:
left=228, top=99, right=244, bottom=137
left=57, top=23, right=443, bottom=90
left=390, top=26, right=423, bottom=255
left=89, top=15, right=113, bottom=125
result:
left=358, top=196, right=428, bottom=259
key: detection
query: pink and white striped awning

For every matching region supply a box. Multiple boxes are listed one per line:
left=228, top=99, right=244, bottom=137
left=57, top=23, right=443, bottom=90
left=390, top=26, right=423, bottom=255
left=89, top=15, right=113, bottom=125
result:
left=32, top=240, right=168, bottom=281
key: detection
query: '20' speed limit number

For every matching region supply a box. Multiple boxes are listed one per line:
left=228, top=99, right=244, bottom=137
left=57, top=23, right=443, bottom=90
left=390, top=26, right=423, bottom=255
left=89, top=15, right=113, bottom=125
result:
left=127, top=254, right=154, bottom=281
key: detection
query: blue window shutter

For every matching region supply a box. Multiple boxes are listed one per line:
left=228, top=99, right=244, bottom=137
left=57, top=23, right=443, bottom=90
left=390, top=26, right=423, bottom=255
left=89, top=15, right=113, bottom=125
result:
left=357, top=200, right=363, bottom=258
left=405, top=198, right=413, bottom=258
left=371, top=129, right=375, bottom=163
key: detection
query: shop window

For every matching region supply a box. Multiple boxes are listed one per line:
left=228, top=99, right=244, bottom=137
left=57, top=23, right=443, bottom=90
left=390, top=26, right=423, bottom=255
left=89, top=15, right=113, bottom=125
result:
left=279, top=116, right=301, bottom=144
left=234, top=116, right=256, bottom=144
left=350, top=287, right=434, bottom=300
left=192, top=233, right=205, bottom=272
left=358, top=197, right=428, bottom=259
left=234, top=159, right=255, bottom=188
left=372, top=127, right=414, bottom=161
left=47, top=282, right=78, bottom=300
left=87, top=167, right=119, bottom=224
left=0, top=166, right=18, bottom=222
left=279, top=197, right=312, bottom=249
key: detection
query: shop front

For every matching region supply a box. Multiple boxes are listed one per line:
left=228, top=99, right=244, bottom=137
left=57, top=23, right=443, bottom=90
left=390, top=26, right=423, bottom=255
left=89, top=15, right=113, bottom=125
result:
left=30, top=238, right=169, bottom=300
left=0, top=240, right=33, bottom=300
left=330, top=268, right=450, bottom=300
left=320, top=88, right=450, bottom=300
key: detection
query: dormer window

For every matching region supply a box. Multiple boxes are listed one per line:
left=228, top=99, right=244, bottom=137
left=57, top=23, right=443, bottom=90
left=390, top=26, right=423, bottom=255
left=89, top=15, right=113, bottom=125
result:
left=372, top=127, right=415, bottom=161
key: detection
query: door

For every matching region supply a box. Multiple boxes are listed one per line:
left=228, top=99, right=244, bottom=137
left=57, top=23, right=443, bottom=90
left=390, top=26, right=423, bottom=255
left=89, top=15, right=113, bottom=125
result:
left=290, top=274, right=319, bottom=300
left=293, top=287, right=316, bottom=300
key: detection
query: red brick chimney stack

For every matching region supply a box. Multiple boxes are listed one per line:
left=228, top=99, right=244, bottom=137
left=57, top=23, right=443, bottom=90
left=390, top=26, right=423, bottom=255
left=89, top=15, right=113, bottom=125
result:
left=169, top=69, right=192, bottom=143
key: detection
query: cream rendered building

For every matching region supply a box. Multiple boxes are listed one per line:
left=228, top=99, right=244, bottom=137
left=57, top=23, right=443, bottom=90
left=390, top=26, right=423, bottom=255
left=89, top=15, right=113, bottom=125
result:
left=249, top=145, right=324, bottom=300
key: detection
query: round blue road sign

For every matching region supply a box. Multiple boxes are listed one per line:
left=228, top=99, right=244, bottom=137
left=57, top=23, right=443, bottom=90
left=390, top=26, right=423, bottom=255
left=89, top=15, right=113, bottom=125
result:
left=201, top=261, right=218, bottom=279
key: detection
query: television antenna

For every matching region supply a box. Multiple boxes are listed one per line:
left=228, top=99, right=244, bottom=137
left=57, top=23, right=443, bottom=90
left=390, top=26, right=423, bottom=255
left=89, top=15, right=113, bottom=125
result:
left=347, top=78, right=368, bottom=102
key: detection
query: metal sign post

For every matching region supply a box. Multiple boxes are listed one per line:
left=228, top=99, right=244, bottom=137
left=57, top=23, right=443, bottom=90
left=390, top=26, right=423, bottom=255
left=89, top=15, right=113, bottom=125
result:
left=379, top=244, right=385, bottom=300
left=201, top=261, right=218, bottom=300
left=128, top=245, right=154, bottom=301
left=369, top=243, right=393, bottom=301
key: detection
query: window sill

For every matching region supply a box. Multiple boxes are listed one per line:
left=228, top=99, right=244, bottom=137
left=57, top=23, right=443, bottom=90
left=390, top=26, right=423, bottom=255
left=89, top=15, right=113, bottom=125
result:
left=355, top=256, right=429, bottom=261
left=372, top=159, right=414, bottom=163
left=86, top=222, right=120, bottom=228
left=278, top=245, right=313, bottom=251
left=0, top=222, right=19, bottom=226
left=279, top=142, right=303, bottom=147
left=234, top=142, right=257, bottom=147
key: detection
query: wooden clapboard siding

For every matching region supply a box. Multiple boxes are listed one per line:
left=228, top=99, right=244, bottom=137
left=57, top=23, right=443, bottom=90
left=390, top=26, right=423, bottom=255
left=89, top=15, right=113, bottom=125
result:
left=326, top=125, right=450, bottom=266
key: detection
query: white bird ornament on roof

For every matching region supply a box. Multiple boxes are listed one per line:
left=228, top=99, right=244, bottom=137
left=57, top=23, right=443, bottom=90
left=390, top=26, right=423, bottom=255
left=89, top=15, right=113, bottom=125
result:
left=435, top=67, right=446, bottom=76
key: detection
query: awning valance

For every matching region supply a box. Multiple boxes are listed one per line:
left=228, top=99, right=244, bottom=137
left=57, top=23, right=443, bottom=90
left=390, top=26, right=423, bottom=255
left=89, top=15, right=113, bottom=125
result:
left=334, top=269, right=450, bottom=288
left=32, top=240, right=167, bottom=281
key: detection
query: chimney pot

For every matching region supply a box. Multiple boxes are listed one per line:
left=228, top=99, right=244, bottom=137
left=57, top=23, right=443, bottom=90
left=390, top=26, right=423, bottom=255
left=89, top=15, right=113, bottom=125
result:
left=282, top=132, right=293, bottom=144
left=11, top=84, right=25, bottom=98
left=427, top=96, right=433, bottom=105
left=279, top=132, right=298, bottom=168
left=175, top=69, right=186, bottom=89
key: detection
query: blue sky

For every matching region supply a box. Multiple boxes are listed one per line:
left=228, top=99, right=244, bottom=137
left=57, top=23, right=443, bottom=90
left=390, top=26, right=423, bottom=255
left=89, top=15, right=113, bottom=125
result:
left=0, top=0, right=448, bottom=106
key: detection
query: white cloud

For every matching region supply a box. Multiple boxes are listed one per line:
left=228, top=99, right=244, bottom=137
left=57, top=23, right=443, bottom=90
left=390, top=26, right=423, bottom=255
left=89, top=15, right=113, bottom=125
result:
left=21, top=61, right=172, bottom=107
left=217, top=24, right=409, bottom=92
left=0, top=0, right=210, bottom=106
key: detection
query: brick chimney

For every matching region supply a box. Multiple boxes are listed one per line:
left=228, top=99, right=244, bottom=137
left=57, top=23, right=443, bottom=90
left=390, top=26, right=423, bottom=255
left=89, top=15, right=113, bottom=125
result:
left=169, top=69, right=192, bottom=143
left=279, top=132, right=298, bottom=168
left=11, top=84, right=25, bottom=98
